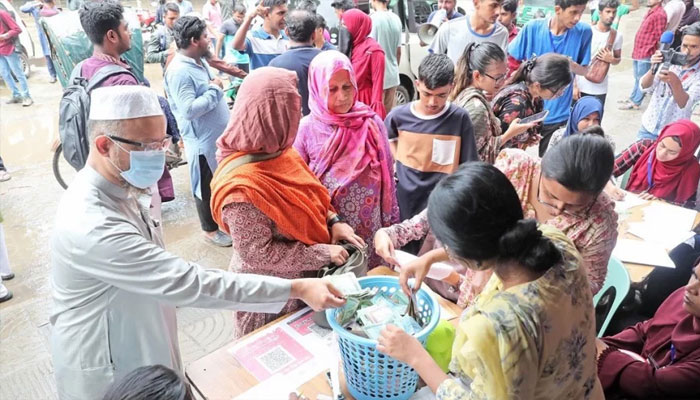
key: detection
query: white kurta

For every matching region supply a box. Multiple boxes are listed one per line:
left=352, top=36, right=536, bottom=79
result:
left=50, top=166, right=291, bottom=400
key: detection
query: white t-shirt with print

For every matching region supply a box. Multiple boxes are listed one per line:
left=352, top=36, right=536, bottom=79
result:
left=576, top=25, right=624, bottom=95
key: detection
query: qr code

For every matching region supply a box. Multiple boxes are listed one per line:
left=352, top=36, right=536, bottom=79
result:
left=309, top=323, right=331, bottom=338
left=257, top=346, right=294, bottom=374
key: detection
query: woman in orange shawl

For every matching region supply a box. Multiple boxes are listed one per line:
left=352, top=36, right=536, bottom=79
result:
left=210, top=67, right=364, bottom=337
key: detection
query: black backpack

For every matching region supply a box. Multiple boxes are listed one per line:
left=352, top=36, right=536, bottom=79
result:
left=58, top=61, right=136, bottom=170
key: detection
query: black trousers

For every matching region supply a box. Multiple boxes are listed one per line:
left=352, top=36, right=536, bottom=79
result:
left=538, top=121, right=567, bottom=157
left=580, top=92, right=607, bottom=108
left=0, top=155, right=5, bottom=171
left=194, top=155, right=219, bottom=233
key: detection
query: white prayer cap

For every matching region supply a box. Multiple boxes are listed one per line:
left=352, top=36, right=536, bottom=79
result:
left=89, top=85, right=163, bottom=121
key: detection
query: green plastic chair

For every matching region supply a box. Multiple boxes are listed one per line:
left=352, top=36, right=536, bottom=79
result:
left=593, top=257, right=631, bottom=337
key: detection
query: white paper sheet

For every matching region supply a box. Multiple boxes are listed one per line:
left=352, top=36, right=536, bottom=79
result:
left=614, top=192, right=648, bottom=214
left=612, top=239, right=675, bottom=268
left=642, top=202, right=697, bottom=232
left=233, top=374, right=297, bottom=400
left=626, top=222, right=694, bottom=251
left=329, top=333, right=341, bottom=400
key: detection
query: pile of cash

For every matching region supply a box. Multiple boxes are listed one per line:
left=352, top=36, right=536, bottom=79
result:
left=327, top=273, right=424, bottom=340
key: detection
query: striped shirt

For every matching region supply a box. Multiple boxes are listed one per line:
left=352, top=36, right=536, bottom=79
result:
left=244, top=27, right=289, bottom=70
left=386, top=102, right=477, bottom=220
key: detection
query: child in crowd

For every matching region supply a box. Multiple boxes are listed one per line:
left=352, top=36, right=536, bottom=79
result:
left=385, top=54, right=478, bottom=223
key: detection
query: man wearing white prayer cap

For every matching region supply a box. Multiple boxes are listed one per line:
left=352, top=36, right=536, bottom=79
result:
left=50, top=85, right=346, bottom=400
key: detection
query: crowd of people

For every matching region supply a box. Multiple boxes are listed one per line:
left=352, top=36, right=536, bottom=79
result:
left=1, top=0, right=700, bottom=398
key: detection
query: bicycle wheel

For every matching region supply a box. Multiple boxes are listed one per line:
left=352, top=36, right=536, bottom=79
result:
left=52, top=144, right=69, bottom=189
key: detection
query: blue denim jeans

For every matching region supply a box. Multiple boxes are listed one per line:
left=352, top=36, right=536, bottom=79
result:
left=0, top=51, right=29, bottom=98
left=45, top=55, right=56, bottom=79
left=637, top=125, right=659, bottom=140
left=630, top=58, right=651, bottom=106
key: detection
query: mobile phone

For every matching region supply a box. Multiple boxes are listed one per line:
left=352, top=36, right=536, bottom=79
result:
left=519, top=110, right=549, bottom=124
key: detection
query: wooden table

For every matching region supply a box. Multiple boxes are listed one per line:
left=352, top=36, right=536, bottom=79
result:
left=186, top=267, right=463, bottom=400
left=617, top=201, right=700, bottom=283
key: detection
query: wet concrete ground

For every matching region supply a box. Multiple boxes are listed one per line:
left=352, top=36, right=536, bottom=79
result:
left=0, top=5, right=694, bottom=400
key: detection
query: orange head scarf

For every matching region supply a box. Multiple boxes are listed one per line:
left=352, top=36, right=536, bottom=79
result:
left=211, top=67, right=333, bottom=245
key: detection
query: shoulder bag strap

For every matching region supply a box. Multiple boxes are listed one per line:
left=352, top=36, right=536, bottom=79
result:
left=605, top=28, right=617, bottom=50
left=217, top=151, right=282, bottom=177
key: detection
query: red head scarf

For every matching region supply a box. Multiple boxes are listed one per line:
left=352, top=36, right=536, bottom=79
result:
left=341, top=9, right=386, bottom=117
left=627, top=120, right=700, bottom=204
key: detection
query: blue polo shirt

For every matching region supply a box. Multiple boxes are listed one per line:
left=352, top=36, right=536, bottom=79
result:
left=508, top=18, right=592, bottom=124
left=244, top=27, right=289, bottom=70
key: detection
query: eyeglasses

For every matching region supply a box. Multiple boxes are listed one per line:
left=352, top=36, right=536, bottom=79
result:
left=107, top=135, right=172, bottom=151
left=483, top=71, right=508, bottom=84
left=536, top=173, right=595, bottom=218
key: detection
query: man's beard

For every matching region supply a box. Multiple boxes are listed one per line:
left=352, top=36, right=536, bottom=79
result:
left=685, top=53, right=700, bottom=67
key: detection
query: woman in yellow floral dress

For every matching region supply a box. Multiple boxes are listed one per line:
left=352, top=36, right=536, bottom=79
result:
left=377, top=162, right=604, bottom=400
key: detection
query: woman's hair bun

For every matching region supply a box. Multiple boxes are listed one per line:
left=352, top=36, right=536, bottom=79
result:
left=498, top=220, right=561, bottom=272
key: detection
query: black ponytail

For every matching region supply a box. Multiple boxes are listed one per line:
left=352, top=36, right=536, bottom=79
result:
left=450, top=42, right=506, bottom=100
left=498, top=220, right=562, bottom=272
left=506, top=53, right=572, bottom=93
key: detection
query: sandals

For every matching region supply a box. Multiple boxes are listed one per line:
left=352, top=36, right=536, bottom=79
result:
left=618, top=102, right=640, bottom=110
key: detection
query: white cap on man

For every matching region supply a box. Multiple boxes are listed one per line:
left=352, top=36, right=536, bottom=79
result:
left=89, top=85, right=163, bottom=120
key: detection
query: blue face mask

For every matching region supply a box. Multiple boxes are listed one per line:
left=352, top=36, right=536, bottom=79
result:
left=110, top=140, right=166, bottom=189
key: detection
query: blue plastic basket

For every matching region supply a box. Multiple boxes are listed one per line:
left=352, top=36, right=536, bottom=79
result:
left=325, top=276, right=441, bottom=400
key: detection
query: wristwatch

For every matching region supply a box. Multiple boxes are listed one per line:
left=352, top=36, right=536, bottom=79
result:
left=327, top=214, right=343, bottom=228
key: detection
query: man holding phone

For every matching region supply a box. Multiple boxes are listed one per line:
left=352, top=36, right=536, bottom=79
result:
left=232, top=0, right=288, bottom=70
left=638, top=21, right=700, bottom=139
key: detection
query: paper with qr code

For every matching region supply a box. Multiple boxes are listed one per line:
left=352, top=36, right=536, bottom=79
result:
left=231, top=308, right=337, bottom=399
left=230, top=328, right=312, bottom=381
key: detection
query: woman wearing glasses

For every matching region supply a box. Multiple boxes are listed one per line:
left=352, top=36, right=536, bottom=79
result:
left=377, top=162, right=604, bottom=400
left=493, top=134, right=618, bottom=295
left=450, top=42, right=537, bottom=163
left=492, top=54, right=573, bottom=151
left=375, top=135, right=617, bottom=306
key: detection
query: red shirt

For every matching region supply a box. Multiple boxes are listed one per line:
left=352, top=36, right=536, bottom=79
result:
left=506, top=24, right=521, bottom=77
left=0, top=10, right=21, bottom=56
left=632, top=5, right=668, bottom=60
left=599, top=288, right=700, bottom=399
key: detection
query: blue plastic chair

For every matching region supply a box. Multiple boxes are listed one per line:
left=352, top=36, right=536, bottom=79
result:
left=593, top=257, right=631, bottom=337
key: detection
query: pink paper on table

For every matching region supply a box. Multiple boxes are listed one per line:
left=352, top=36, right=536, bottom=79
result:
left=231, top=328, right=313, bottom=381
left=287, top=309, right=315, bottom=336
